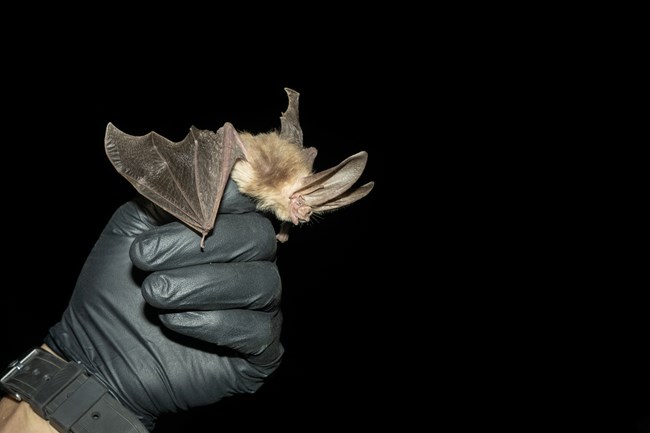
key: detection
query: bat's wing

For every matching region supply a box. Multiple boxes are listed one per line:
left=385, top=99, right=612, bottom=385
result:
left=280, top=87, right=319, bottom=169
left=280, top=87, right=303, bottom=147
left=105, top=122, right=244, bottom=248
left=295, top=151, right=375, bottom=213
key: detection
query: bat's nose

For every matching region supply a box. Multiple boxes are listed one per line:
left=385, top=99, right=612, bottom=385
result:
left=290, top=196, right=312, bottom=224
left=298, top=207, right=312, bottom=223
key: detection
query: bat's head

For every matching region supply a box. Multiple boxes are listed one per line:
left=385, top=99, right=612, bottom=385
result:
left=271, top=87, right=374, bottom=242
left=278, top=87, right=374, bottom=224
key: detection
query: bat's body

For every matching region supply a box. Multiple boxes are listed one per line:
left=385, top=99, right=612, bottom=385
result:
left=232, top=131, right=313, bottom=224
left=105, top=88, right=373, bottom=247
left=231, top=131, right=316, bottom=242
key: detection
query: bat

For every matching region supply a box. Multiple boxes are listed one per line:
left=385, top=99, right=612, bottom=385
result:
left=104, top=88, right=374, bottom=248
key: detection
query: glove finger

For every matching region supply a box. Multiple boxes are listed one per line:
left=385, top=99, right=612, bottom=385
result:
left=159, top=309, right=282, bottom=356
left=103, top=199, right=172, bottom=237
left=130, top=213, right=277, bottom=271
left=142, top=261, right=281, bottom=311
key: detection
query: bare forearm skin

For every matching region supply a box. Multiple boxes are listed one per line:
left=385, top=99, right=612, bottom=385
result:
left=0, top=345, right=62, bottom=433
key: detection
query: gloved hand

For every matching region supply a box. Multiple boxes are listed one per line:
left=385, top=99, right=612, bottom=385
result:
left=44, top=180, right=283, bottom=431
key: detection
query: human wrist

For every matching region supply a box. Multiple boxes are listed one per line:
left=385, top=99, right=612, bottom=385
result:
left=0, top=397, right=57, bottom=433
left=0, top=345, right=62, bottom=433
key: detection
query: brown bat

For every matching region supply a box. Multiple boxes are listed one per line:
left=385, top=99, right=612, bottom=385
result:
left=104, top=88, right=374, bottom=248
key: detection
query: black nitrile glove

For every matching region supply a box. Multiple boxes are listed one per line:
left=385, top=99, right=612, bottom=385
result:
left=45, top=180, right=283, bottom=431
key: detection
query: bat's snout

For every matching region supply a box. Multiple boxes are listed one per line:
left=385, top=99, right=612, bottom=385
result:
left=292, top=206, right=312, bottom=225
left=290, top=194, right=312, bottom=225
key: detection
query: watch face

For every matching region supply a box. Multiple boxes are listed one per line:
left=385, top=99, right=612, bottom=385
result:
left=1, top=348, right=41, bottom=401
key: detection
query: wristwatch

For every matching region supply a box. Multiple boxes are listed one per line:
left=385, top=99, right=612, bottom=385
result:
left=1, top=347, right=148, bottom=433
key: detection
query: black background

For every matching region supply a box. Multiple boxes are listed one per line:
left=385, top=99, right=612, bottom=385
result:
left=1, top=18, right=648, bottom=431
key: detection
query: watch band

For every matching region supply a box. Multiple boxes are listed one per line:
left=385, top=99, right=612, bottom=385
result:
left=1, top=347, right=148, bottom=433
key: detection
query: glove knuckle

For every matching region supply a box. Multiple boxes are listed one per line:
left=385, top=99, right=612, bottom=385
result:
left=142, top=274, right=173, bottom=307
left=253, top=262, right=282, bottom=310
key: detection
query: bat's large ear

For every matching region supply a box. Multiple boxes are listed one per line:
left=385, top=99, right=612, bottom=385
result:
left=294, top=151, right=375, bottom=212
left=279, top=88, right=303, bottom=147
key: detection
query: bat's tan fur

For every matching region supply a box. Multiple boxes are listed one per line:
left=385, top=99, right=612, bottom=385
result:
left=232, top=131, right=313, bottom=222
